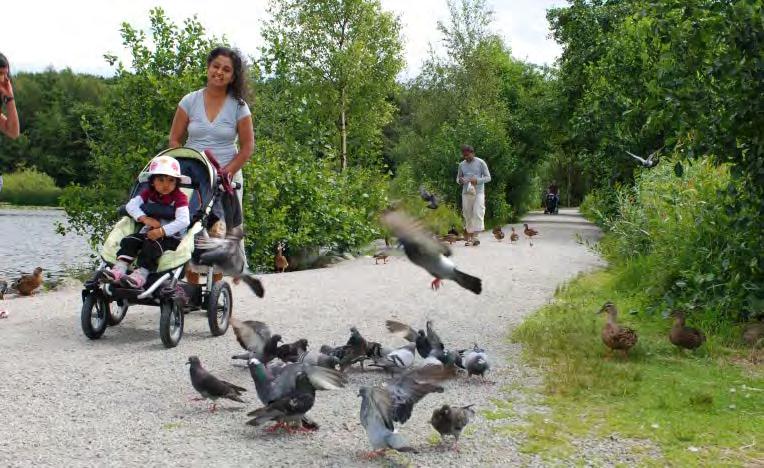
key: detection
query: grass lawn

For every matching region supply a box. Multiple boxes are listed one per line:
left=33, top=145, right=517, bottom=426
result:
left=511, top=268, right=764, bottom=466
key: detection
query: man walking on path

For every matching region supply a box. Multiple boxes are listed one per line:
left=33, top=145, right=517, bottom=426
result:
left=0, top=52, right=21, bottom=194
left=456, top=144, right=491, bottom=246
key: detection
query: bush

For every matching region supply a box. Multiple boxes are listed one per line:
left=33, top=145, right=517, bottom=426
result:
left=0, top=169, right=62, bottom=206
left=242, top=139, right=388, bottom=271
left=598, top=157, right=763, bottom=331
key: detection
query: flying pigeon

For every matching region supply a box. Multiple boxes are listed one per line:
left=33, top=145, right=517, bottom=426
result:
left=357, top=365, right=449, bottom=458
left=386, top=319, right=443, bottom=359
left=430, top=404, right=475, bottom=451
left=195, top=227, right=265, bottom=298
left=418, top=186, right=439, bottom=210
left=625, top=147, right=663, bottom=168
left=230, top=319, right=282, bottom=364
left=381, top=211, right=482, bottom=294
left=187, top=356, right=246, bottom=412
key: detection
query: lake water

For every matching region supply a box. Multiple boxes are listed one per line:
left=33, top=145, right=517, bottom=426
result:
left=0, top=208, right=95, bottom=282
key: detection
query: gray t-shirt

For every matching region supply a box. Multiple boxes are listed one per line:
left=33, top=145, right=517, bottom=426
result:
left=457, top=157, right=491, bottom=194
left=179, top=89, right=251, bottom=166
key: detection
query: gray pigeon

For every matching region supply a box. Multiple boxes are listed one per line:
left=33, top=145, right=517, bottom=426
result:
left=381, top=211, right=481, bottom=294
left=195, top=228, right=265, bottom=298
left=299, top=350, right=341, bottom=370
left=245, top=372, right=317, bottom=432
left=419, top=186, right=439, bottom=209
left=460, top=344, right=491, bottom=379
left=430, top=404, right=475, bottom=451
left=368, top=343, right=416, bottom=372
left=247, top=357, right=346, bottom=429
left=230, top=318, right=282, bottom=364
left=187, top=356, right=246, bottom=412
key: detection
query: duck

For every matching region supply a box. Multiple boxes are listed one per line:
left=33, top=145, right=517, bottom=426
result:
left=373, top=251, right=390, bottom=265
left=598, top=302, right=638, bottom=357
left=274, top=242, right=289, bottom=273
left=509, top=227, right=519, bottom=243
left=523, top=223, right=539, bottom=246
left=669, top=310, right=706, bottom=351
left=12, top=267, right=44, bottom=296
left=492, top=226, right=505, bottom=241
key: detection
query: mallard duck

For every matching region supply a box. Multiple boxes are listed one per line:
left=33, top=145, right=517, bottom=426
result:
left=492, top=226, right=505, bottom=241
left=275, top=242, right=288, bottom=273
left=669, top=310, right=706, bottom=351
left=598, top=302, right=638, bottom=357
left=373, top=251, right=390, bottom=264
left=12, top=267, right=44, bottom=296
left=509, top=227, right=519, bottom=243
left=523, top=223, right=539, bottom=246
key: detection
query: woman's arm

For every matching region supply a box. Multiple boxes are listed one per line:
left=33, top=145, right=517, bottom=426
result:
left=222, top=115, right=254, bottom=175
left=0, top=102, right=19, bottom=139
left=168, top=107, right=189, bottom=148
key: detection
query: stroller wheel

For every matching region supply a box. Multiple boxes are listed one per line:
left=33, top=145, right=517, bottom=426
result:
left=108, top=299, right=129, bottom=326
left=207, top=281, right=232, bottom=337
left=81, top=292, right=109, bottom=339
left=159, top=299, right=184, bottom=348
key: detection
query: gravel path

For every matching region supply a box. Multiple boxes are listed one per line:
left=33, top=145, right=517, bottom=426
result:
left=0, top=209, right=608, bottom=467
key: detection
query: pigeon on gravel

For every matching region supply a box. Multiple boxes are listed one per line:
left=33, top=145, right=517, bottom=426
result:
left=195, top=228, right=265, bottom=298
left=368, top=343, right=416, bottom=373
left=339, top=326, right=371, bottom=371
left=245, top=372, right=318, bottom=432
left=277, top=338, right=309, bottom=363
left=357, top=365, right=450, bottom=458
left=381, top=210, right=482, bottom=294
left=187, top=356, right=246, bottom=412
left=298, top=350, right=341, bottom=370
left=458, top=344, right=491, bottom=380
left=418, top=186, right=440, bottom=210
left=386, top=319, right=443, bottom=359
left=230, top=319, right=282, bottom=364
left=247, top=357, right=346, bottom=430
left=430, top=404, right=475, bottom=451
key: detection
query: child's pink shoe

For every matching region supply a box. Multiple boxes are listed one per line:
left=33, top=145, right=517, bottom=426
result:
left=101, top=267, right=125, bottom=283
left=121, top=270, right=147, bottom=289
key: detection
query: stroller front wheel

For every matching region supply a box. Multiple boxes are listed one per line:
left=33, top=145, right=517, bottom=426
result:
left=81, top=292, right=109, bottom=339
left=159, top=299, right=184, bottom=348
left=207, top=281, right=232, bottom=337
left=108, top=299, right=129, bottom=326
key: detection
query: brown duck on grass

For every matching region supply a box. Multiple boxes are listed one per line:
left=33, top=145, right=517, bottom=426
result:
left=598, top=302, right=638, bottom=358
left=669, top=310, right=706, bottom=352
left=13, top=267, right=44, bottom=296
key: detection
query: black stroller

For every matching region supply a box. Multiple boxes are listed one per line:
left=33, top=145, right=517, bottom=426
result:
left=80, top=147, right=236, bottom=348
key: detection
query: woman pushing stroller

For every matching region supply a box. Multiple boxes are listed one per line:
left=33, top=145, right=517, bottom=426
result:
left=101, top=155, right=191, bottom=289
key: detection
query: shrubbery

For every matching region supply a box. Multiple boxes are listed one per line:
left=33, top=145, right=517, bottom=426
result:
left=0, top=169, right=62, bottom=206
left=580, top=157, right=763, bottom=331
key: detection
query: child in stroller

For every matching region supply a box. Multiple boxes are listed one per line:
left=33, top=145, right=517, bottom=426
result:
left=101, top=155, right=191, bottom=289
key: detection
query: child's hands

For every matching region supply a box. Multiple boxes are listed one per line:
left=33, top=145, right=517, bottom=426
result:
left=147, top=228, right=164, bottom=240
left=139, top=216, right=161, bottom=229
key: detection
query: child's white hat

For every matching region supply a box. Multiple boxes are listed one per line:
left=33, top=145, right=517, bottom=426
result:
left=139, top=155, right=191, bottom=184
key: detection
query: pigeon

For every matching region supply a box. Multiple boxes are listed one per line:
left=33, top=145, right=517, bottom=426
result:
left=277, top=338, right=309, bottom=363
left=246, top=372, right=317, bottom=432
left=0, top=280, right=7, bottom=299
left=459, top=343, right=491, bottom=380
left=187, top=356, right=246, bottom=412
left=625, top=147, right=662, bottom=168
left=381, top=210, right=482, bottom=294
left=247, top=357, right=346, bottom=430
left=369, top=343, right=416, bottom=372
left=299, top=350, right=341, bottom=370
left=419, top=186, right=439, bottom=209
left=386, top=319, right=443, bottom=359
left=430, top=404, right=475, bottom=451
left=230, top=319, right=282, bottom=364
left=195, top=228, right=265, bottom=298
left=339, top=326, right=371, bottom=371
left=357, top=365, right=449, bottom=457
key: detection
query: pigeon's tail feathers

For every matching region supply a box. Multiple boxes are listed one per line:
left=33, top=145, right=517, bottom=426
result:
left=453, top=269, right=482, bottom=294
left=231, top=351, right=252, bottom=361
left=240, top=274, right=265, bottom=298
left=221, top=380, right=248, bottom=394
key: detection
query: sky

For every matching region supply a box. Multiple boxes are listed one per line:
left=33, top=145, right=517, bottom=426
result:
left=0, top=0, right=566, bottom=78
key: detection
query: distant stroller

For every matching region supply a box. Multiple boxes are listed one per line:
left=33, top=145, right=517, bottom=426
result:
left=80, top=147, right=239, bottom=348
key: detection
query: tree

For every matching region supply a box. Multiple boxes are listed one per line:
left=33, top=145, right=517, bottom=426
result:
left=260, top=0, right=404, bottom=170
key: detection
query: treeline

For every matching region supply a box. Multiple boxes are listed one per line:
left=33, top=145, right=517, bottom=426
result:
left=552, top=0, right=763, bottom=325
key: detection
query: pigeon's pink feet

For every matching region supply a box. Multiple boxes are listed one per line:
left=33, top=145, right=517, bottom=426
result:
left=452, top=442, right=460, bottom=453
left=265, top=422, right=288, bottom=433
left=430, top=278, right=442, bottom=291
left=208, top=403, right=217, bottom=413
left=359, top=449, right=386, bottom=460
